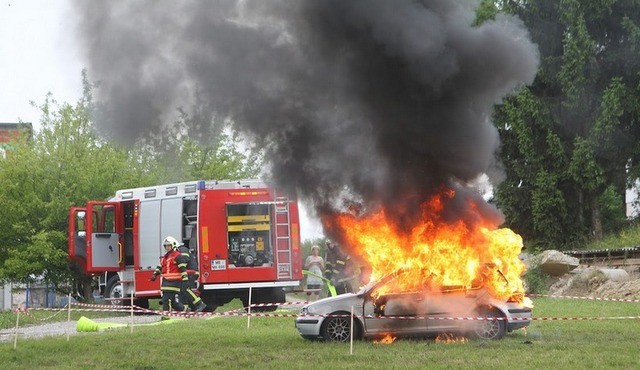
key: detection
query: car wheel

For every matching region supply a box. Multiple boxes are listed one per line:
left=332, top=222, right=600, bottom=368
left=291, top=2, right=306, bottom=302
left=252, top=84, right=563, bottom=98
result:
left=321, top=313, right=361, bottom=342
left=473, top=308, right=506, bottom=340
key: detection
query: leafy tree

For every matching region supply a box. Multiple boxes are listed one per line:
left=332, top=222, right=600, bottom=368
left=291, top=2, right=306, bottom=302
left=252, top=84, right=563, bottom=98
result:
left=0, top=73, right=262, bottom=299
left=0, top=90, right=156, bottom=291
left=493, top=0, right=640, bottom=249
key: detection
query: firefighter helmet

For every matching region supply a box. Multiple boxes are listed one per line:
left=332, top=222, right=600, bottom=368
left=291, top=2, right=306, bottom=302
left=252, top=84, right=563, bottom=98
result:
left=162, top=236, right=180, bottom=249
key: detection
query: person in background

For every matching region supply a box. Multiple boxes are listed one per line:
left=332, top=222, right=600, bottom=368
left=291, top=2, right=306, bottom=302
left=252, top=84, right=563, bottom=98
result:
left=324, top=241, right=355, bottom=295
left=304, top=245, right=325, bottom=301
left=324, top=241, right=341, bottom=282
left=150, top=236, right=187, bottom=312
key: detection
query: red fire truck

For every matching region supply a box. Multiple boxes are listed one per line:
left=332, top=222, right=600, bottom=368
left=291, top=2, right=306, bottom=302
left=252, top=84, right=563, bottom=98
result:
left=68, top=179, right=303, bottom=311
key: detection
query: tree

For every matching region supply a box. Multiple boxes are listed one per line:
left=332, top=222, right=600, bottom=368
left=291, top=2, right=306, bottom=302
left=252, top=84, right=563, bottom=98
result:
left=493, top=0, right=640, bottom=249
left=0, top=73, right=262, bottom=298
left=0, top=90, right=156, bottom=291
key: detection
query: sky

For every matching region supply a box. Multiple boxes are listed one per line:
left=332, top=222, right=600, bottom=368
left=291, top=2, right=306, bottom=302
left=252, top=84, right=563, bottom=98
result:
left=0, top=1, right=82, bottom=125
left=0, top=0, right=324, bottom=240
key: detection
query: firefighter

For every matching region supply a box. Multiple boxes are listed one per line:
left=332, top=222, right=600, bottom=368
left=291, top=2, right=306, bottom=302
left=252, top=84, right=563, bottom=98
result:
left=150, top=236, right=188, bottom=312
left=177, top=242, right=207, bottom=312
left=324, top=241, right=355, bottom=295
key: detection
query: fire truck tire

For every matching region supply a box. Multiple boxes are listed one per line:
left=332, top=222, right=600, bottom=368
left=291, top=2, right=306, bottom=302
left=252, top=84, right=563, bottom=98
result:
left=105, top=275, right=124, bottom=306
left=241, top=297, right=250, bottom=310
left=202, top=304, right=218, bottom=312
left=134, top=298, right=149, bottom=310
left=245, top=288, right=283, bottom=312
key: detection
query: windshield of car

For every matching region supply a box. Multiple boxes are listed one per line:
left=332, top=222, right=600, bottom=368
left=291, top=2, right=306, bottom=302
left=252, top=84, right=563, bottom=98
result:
left=360, top=264, right=509, bottom=297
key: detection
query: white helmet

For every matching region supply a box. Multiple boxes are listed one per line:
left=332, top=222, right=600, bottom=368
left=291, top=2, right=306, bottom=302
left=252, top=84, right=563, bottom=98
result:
left=163, top=236, right=180, bottom=249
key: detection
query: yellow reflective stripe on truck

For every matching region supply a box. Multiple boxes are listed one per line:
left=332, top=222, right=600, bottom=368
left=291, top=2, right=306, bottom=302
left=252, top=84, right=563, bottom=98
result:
left=227, top=215, right=270, bottom=223
left=227, top=224, right=271, bottom=232
left=202, top=226, right=209, bottom=253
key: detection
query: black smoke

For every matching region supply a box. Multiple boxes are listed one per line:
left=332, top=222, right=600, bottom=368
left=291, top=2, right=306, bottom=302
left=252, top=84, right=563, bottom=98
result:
left=73, top=1, right=539, bottom=236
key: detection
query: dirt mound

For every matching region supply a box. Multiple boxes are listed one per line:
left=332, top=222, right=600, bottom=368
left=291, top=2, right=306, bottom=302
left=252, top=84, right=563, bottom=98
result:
left=547, top=267, right=640, bottom=300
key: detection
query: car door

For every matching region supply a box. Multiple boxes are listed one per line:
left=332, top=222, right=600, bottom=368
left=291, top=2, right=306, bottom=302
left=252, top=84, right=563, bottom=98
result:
left=425, top=286, right=480, bottom=334
left=363, top=275, right=429, bottom=336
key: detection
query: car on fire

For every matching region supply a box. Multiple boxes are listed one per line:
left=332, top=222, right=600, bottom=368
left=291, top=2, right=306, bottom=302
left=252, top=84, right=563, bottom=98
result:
left=295, top=269, right=532, bottom=342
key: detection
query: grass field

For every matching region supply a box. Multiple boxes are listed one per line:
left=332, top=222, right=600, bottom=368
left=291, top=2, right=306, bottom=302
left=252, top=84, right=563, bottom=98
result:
left=1, top=297, right=639, bottom=369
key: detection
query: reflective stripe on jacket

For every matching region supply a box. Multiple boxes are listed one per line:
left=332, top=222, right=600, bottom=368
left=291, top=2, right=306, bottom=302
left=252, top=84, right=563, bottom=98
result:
left=157, top=249, right=187, bottom=281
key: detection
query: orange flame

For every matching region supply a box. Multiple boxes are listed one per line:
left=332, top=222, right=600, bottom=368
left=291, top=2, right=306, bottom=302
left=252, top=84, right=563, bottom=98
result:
left=373, top=334, right=397, bottom=344
left=435, top=333, right=468, bottom=344
left=335, top=189, right=526, bottom=301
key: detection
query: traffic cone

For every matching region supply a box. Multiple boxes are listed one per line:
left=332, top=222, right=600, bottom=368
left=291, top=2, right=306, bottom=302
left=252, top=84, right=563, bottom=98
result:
left=76, top=316, right=128, bottom=332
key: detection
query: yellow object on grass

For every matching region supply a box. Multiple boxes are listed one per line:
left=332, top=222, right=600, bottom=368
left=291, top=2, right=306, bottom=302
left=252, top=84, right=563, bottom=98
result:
left=76, top=316, right=128, bottom=332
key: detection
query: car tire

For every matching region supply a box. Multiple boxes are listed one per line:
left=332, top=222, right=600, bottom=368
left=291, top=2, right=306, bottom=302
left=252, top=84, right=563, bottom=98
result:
left=473, top=308, right=506, bottom=340
left=320, top=312, right=361, bottom=342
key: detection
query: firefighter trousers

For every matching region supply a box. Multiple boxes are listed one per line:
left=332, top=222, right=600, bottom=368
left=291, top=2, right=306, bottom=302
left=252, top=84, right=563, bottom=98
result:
left=161, top=280, right=185, bottom=312
left=180, top=274, right=204, bottom=310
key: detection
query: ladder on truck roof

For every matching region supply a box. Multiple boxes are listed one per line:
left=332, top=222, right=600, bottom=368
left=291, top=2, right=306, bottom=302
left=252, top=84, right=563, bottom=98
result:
left=274, top=194, right=293, bottom=280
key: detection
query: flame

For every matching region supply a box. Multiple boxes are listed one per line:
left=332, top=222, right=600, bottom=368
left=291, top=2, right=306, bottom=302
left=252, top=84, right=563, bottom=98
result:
left=522, top=296, right=534, bottom=308
left=435, top=333, right=468, bottom=344
left=373, top=334, right=397, bottom=344
left=335, top=188, right=526, bottom=302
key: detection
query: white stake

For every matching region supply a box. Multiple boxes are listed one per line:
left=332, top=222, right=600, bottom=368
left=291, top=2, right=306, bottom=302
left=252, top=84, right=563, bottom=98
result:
left=247, top=286, right=252, bottom=329
left=13, top=308, right=20, bottom=349
left=66, top=293, right=71, bottom=341
left=130, top=287, right=134, bottom=334
left=350, top=305, right=354, bottom=355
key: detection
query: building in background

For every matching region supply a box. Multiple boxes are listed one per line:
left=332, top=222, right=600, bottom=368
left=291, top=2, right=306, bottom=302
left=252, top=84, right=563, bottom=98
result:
left=0, top=122, right=32, bottom=157
left=626, top=179, right=640, bottom=219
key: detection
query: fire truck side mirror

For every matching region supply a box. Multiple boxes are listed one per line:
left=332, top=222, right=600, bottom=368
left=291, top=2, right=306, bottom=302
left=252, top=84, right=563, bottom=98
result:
left=77, top=211, right=86, bottom=220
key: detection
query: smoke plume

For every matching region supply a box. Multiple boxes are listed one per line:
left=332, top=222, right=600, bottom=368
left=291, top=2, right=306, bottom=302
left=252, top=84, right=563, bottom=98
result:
left=73, top=1, right=539, bottom=237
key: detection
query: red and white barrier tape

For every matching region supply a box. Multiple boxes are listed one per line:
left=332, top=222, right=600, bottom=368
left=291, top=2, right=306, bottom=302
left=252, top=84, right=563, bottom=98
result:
left=529, top=294, right=640, bottom=303
left=73, top=302, right=142, bottom=310
left=12, top=305, right=69, bottom=321
left=249, top=301, right=309, bottom=308
left=11, top=305, right=640, bottom=321
left=11, top=292, right=640, bottom=322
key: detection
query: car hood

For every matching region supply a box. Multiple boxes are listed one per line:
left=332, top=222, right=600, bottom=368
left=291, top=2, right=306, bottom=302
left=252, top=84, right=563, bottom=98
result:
left=302, top=293, right=364, bottom=315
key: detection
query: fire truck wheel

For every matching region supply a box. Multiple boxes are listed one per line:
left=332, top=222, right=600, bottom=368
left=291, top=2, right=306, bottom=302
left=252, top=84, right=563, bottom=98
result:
left=105, top=275, right=124, bottom=306
left=134, top=298, right=149, bottom=310
left=320, top=312, right=362, bottom=342
left=202, top=304, right=218, bottom=312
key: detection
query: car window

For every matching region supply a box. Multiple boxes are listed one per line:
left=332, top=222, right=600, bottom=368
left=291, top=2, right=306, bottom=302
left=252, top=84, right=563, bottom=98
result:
left=370, top=269, right=435, bottom=297
left=368, top=272, right=432, bottom=316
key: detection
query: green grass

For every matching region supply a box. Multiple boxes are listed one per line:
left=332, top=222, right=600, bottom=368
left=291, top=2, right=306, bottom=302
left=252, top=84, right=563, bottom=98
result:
left=582, top=223, right=640, bottom=250
left=1, top=297, right=640, bottom=369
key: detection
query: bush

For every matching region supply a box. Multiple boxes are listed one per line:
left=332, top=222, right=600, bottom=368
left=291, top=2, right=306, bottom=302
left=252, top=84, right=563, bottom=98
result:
left=522, top=257, right=551, bottom=294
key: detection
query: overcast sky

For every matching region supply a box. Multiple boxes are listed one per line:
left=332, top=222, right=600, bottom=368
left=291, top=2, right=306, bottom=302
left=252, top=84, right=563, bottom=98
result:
left=0, top=0, right=323, bottom=240
left=0, top=1, right=82, bottom=125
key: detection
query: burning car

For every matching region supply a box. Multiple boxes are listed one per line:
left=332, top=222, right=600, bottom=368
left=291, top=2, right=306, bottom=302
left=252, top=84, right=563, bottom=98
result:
left=295, top=269, right=532, bottom=342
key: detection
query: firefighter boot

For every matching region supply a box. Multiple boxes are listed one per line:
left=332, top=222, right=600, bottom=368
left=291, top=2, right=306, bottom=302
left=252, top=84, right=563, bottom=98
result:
left=194, top=301, right=207, bottom=313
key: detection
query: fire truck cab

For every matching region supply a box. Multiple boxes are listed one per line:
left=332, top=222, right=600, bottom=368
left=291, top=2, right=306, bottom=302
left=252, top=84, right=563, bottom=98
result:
left=68, top=179, right=303, bottom=311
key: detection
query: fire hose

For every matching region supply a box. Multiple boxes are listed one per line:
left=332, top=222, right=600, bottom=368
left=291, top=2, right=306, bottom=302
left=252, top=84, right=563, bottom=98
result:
left=302, top=270, right=337, bottom=297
